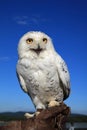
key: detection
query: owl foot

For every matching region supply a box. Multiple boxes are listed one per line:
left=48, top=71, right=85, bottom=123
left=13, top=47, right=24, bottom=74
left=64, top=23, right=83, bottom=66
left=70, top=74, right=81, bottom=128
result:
left=24, top=113, right=35, bottom=119
left=24, top=111, right=41, bottom=119
left=48, top=100, right=60, bottom=107
left=35, top=111, right=40, bottom=116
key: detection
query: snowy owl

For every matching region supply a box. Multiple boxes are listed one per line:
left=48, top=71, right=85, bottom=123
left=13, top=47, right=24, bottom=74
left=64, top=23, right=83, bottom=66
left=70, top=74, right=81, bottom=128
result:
left=16, top=31, right=70, bottom=118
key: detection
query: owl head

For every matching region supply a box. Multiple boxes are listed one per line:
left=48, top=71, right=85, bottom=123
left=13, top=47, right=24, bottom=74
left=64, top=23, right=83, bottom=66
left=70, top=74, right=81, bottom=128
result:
left=18, top=31, right=55, bottom=58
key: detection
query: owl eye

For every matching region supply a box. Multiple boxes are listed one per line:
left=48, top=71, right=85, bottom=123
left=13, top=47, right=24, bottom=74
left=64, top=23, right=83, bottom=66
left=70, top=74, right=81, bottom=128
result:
left=26, top=38, right=33, bottom=44
left=43, top=38, right=47, bottom=44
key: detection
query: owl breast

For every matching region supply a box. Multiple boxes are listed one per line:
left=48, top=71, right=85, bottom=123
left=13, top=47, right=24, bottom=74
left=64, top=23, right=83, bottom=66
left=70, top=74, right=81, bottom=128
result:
left=18, top=55, right=63, bottom=106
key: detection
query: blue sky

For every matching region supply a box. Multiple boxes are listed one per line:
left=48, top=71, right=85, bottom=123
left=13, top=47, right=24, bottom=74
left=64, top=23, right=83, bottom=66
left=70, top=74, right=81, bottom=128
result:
left=0, top=0, right=87, bottom=114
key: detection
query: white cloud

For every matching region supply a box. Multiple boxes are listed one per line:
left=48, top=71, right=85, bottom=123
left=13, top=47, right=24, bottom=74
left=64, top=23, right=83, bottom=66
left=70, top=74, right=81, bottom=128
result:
left=0, top=56, right=11, bottom=62
left=13, top=16, right=28, bottom=25
left=13, top=15, right=48, bottom=26
left=17, top=20, right=27, bottom=25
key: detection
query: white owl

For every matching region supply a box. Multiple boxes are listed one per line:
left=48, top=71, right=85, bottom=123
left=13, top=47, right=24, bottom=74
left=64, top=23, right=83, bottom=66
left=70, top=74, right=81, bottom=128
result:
left=16, top=31, right=70, bottom=118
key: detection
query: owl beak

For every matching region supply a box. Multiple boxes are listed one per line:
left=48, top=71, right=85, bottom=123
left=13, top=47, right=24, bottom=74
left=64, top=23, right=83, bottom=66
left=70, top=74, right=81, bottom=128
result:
left=35, top=44, right=42, bottom=54
left=37, top=44, right=40, bottom=50
left=31, top=44, right=42, bottom=55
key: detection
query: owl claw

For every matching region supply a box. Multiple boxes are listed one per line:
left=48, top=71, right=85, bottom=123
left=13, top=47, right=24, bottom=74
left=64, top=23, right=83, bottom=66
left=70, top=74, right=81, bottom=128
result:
left=35, top=111, right=40, bottom=116
left=48, top=101, right=60, bottom=107
left=24, top=113, right=35, bottom=119
left=24, top=111, right=41, bottom=119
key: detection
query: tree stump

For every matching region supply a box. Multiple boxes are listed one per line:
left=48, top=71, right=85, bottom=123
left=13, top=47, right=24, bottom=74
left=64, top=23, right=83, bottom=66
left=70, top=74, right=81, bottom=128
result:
left=0, top=103, right=70, bottom=130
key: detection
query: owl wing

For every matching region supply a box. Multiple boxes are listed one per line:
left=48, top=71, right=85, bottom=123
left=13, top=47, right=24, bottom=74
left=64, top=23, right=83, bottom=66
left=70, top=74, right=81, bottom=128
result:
left=16, top=63, right=28, bottom=93
left=55, top=53, right=70, bottom=100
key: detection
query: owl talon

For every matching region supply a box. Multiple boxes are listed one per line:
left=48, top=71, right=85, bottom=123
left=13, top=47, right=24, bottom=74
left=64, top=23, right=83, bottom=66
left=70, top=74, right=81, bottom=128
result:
left=48, top=101, right=60, bottom=107
left=24, top=111, right=41, bottom=119
left=35, top=111, right=40, bottom=116
left=24, top=113, right=35, bottom=119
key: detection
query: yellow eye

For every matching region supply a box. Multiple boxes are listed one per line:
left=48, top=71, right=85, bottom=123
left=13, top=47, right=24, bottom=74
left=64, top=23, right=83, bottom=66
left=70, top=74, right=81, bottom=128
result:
left=43, top=38, right=47, bottom=44
left=26, top=38, right=33, bottom=44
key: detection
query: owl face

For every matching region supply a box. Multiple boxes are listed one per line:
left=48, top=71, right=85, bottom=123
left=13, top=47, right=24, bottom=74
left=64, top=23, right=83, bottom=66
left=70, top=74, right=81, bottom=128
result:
left=18, top=31, right=54, bottom=58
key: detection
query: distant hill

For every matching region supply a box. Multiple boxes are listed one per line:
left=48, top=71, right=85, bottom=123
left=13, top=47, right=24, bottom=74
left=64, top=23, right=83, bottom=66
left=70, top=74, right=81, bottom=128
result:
left=67, top=113, right=87, bottom=122
left=0, top=112, right=33, bottom=121
left=0, top=112, right=87, bottom=122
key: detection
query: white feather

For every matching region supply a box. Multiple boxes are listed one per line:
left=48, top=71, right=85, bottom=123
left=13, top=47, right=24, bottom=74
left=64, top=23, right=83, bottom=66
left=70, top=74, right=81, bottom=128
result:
left=55, top=52, right=70, bottom=99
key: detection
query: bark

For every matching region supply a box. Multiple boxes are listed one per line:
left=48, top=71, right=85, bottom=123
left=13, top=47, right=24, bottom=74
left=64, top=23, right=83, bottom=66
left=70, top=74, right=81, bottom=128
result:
left=0, top=103, right=70, bottom=130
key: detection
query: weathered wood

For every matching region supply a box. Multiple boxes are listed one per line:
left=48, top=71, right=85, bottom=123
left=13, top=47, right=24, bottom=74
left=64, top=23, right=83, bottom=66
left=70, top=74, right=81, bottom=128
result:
left=0, top=103, right=70, bottom=130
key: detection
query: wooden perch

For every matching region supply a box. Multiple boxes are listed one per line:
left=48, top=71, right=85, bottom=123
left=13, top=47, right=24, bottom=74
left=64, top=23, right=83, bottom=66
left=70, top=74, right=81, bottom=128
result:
left=0, top=103, right=70, bottom=130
